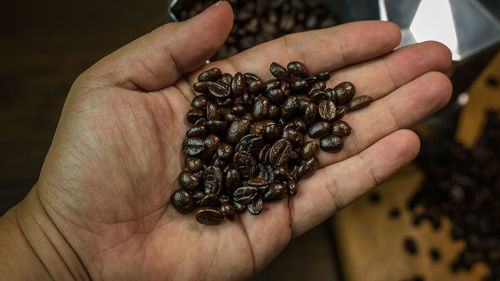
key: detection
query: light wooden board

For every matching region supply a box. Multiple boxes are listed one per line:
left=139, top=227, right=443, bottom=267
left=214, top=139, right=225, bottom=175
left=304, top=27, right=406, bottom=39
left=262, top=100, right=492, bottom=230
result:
left=332, top=50, right=500, bottom=281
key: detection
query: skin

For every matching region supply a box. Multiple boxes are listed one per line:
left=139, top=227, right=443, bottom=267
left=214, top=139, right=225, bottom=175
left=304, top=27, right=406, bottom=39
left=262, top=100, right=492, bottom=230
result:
left=0, top=2, right=452, bottom=281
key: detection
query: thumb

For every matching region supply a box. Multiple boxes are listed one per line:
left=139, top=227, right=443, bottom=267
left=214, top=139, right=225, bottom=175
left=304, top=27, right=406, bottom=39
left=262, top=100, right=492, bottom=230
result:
left=82, top=1, right=233, bottom=91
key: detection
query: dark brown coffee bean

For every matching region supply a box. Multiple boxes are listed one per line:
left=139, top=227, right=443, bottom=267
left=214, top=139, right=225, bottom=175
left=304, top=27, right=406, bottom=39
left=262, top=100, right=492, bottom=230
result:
left=247, top=177, right=268, bottom=189
left=233, top=201, right=246, bottom=213
left=256, top=163, right=269, bottom=181
left=263, top=183, right=287, bottom=201
left=195, top=207, right=224, bottom=225
left=207, top=120, right=228, bottom=132
left=216, top=143, right=234, bottom=160
left=182, top=138, right=205, bottom=157
left=270, top=62, right=289, bottom=80
left=178, top=171, right=199, bottom=192
left=269, top=139, right=293, bottom=166
left=331, top=120, right=352, bottom=137
left=247, top=80, right=264, bottom=94
left=193, top=81, right=211, bottom=93
left=186, top=126, right=207, bottom=138
left=282, top=128, right=304, bottom=147
left=200, top=134, right=220, bottom=160
left=310, top=90, right=328, bottom=104
left=320, top=135, right=344, bottom=153
left=304, top=76, right=318, bottom=85
left=225, top=168, right=241, bottom=194
left=348, top=95, right=373, bottom=111
left=171, top=190, right=195, bottom=214
left=287, top=179, right=298, bottom=196
left=221, top=203, right=236, bottom=220
left=206, top=102, right=221, bottom=120
left=187, top=109, right=204, bottom=123
left=265, top=88, right=285, bottom=105
left=252, top=96, right=270, bottom=121
left=250, top=120, right=274, bottom=135
left=243, top=72, right=261, bottom=82
left=317, top=72, right=331, bottom=81
left=233, top=186, right=258, bottom=204
left=274, top=167, right=291, bottom=181
left=200, top=193, right=218, bottom=207
left=287, top=61, right=310, bottom=78
left=231, top=103, right=246, bottom=116
left=281, top=96, right=299, bottom=119
left=302, top=101, right=318, bottom=126
left=284, top=117, right=307, bottom=133
left=198, top=68, right=222, bottom=82
left=291, top=79, right=308, bottom=94
left=309, top=121, right=331, bottom=138
left=233, top=150, right=258, bottom=179
left=297, top=157, right=319, bottom=178
left=220, top=73, right=233, bottom=85
left=335, top=106, right=347, bottom=120
left=194, top=118, right=207, bottom=127
left=241, top=92, right=253, bottom=106
left=325, top=88, right=337, bottom=103
left=318, top=100, right=336, bottom=121
left=264, top=123, right=282, bottom=142
left=301, top=141, right=319, bottom=159
left=215, top=97, right=233, bottom=108
left=191, top=95, right=207, bottom=109
left=203, top=166, right=223, bottom=194
left=236, top=134, right=265, bottom=156
left=308, top=81, right=327, bottom=96
left=258, top=144, right=271, bottom=163
left=186, top=157, right=202, bottom=172
left=208, top=81, right=231, bottom=98
left=226, top=118, right=251, bottom=144
left=231, top=72, right=245, bottom=97
left=264, top=79, right=280, bottom=92
left=248, top=197, right=264, bottom=215
left=224, top=113, right=237, bottom=122
left=333, top=82, right=356, bottom=105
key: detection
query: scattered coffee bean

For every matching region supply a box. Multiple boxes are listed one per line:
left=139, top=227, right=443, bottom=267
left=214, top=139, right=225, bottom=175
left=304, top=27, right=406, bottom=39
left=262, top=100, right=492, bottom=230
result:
left=248, top=197, right=264, bottom=215
left=331, top=120, right=351, bottom=137
left=348, top=95, right=373, bottom=111
left=171, top=190, right=195, bottom=214
left=287, top=61, right=310, bottom=78
left=333, top=82, right=355, bottom=105
left=319, top=134, right=343, bottom=153
left=270, top=62, right=289, bottom=80
left=195, top=207, right=224, bottom=225
left=198, top=68, right=222, bottom=82
left=318, top=100, right=336, bottom=121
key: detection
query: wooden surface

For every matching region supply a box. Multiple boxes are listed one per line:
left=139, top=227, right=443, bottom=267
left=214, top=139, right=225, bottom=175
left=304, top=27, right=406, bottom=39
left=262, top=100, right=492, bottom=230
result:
left=332, top=50, right=500, bottom=281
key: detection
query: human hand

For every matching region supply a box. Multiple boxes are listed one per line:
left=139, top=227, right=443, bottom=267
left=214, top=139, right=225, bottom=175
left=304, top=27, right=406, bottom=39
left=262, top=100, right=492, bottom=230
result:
left=2, top=1, right=452, bottom=280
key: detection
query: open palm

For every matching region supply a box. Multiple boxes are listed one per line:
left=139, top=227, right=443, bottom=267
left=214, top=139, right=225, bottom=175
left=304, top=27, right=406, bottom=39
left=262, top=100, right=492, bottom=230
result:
left=34, top=2, right=452, bottom=281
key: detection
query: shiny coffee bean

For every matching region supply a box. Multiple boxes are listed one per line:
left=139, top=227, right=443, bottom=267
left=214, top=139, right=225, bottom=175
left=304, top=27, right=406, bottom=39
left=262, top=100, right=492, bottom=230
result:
left=193, top=81, right=211, bottom=93
left=287, top=179, right=298, bottom=196
left=318, top=100, right=336, bottom=121
left=281, top=96, right=299, bottom=119
left=207, top=120, right=228, bottom=132
left=200, top=193, right=218, bottom=207
left=263, top=183, right=287, bottom=201
left=308, top=121, right=331, bottom=138
left=195, top=207, right=224, bottom=225
left=233, top=201, right=247, bottom=213
left=187, top=109, right=204, bottom=123
left=233, top=186, right=258, bottom=204
left=231, top=72, right=245, bottom=97
left=331, top=120, right=352, bottom=137
left=320, top=135, right=344, bottom=153
left=287, top=61, right=310, bottom=78
left=256, top=164, right=269, bottom=182
left=348, top=95, right=373, bottom=111
left=333, top=82, right=355, bottom=105
left=270, top=62, right=289, bottom=80
left=258, top=144, right=271, bottom=163
left=301, top=141, right=319, bottom=159
left=220, top=73, right=233, bottom=85
left=269, top=139, right=293, bottom=166
left=241, top=92, right=253, bottom=106
left=252, top=96, right=270, bottom=121
left=191, top=95, right=207, bottom=109
left=208, top=81, right=231, bottom=98
left=233, top=150, right=258, bottom=179
left=248, top=197, right=264, bottom=215
left=291, top=79, right=308, bottom=94
left=244, top=72, right=261, bottom=82
left=268, top=104, right=280, bottom=119
left=216, top=97, right=233, bottom=108
left=325, top=88, right=336, bottom=102
left=274, top=167, right=291, bottom=181
left=186, top=126, right=207, bottom=138
left=206, top=102, right=221, bottom=120
left=250, top=120, right=274, bottom=134
left=284, top=117, right=307, bottom=133
left=203, top=166, right=223, bottom=194
left=335, top=106, right=347, bottom=120
left=248, top=80, right=264, bottom=94
left=266, top=88, right=285, bottom=105
left=264, top=79, right=280, bottom=92
left=310, top=90, right=328, bottom=104
left=225, top=168, right=241, bottom=194
left=198, top=68, right=222, bottom=82
left=282, top=128, right=304, bottom=147
left=178, top=171, right=199, bottom=192
left=264, top=123, right=282, bottom=142
left=192, top=191, right=205, bottom=203
left=200, top=134, right=220, bottom=160
left=302, top=101, right=318, bottom=126
left=221, top=203, right=236, bottom=220
left=182, top=138, right=205, bottom=157
left=216, top=143, right=234, bottom=160
left=304, top=76, right=318, bottom=85
left=186, top=157, right=202, bottom=172
left=224, top=113, right=237, bottom=122
left=231, top=103, right=246, bottom=116
left=171, top=190, right=195, bottom=214
left=317, top=72, right=331, bottom=81
left=247, top=178, right=268, bottom=191
left=236, top=134, right=264, bottom=156
left=194, top=118, right=207, bottom=127
left=226, top=118, right=251, bottom=144
left=297, top=157, right=319, bottom=178
left=307, top=81, right=326, bottom=97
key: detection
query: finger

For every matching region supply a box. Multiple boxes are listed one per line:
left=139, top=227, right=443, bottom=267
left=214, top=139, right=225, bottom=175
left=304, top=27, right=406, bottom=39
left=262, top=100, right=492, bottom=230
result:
left=192, top=21, right=402, bottom=82
left=290, top=129, right=421, bottom=237
left=82, top=1, right=233, bottom=91
left=317, top=71, right=452, bottom=167
left=326, top=41, right=452, bottom=99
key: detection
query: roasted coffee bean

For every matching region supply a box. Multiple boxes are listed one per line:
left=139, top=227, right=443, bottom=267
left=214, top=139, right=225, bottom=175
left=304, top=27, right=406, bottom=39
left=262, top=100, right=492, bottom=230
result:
left=182, top=138, right=205, bottom=156
left=252, top=96, right=270, bottom=120
left=186, top=157, right=202, bottom=172
left=171, top=190, right=195, bottom=214
left=256, top=163, right=269, bottom=181
left=348, top=95, right=373, bottom=111
left=318, top=100, right=336, bottom=121
left=297, top=157, right=319, bottom=178
left=274, top=167, right=291, bottom=181
left=302, top=101, right=318, bottom=126
left=287, top=61, right=310, bottom=78
left=247, top=177, right=268, bottom=192
left=301, top=141, right=319, bottom=159
left=331, top=120, right=351, bottom=137
left=220, top=73, right=233, bottom=85
left=194, top=118, right=207, bottom=127
left=287, top=179, right=298, bottom=196
left=308, top=81, right=326, bottom=96
left=200, top=193, right=218, bottom=207
left=233, top=186, right=258, bottom=204
left=333, top=82, right=355, bottom=105
left=224, top=113, right=237, bottom=122
left=263, top=183, right=287, bottom=201
left=233, top=201, right=247, bottom=213
left=216, top=143, right=234, bottom=160
left=231, top=72, right=245, bottom=97
left=284, top=117, right=307, bottom=133
left=231, top=103, right=247, bottom=116
left=268, top=104, right=280, bottom=119
left=206, top=102, right=221, bottom=120
left=244, top=72, right=261, bottom=82
left=282, top=128, right=304, bottom=147
left=304, top=76, right=318, bottom=85
left=320, top=135, right=344, bottom=153
left=270, top=62, right=289, bottom=80
left=200, top=134, right=220, bottom=159
left=317, top=72, right=331, bottom=81
left=192, top=191, right=205, bottom=202
left=198, top=68, right=222, bottom=82
left=186, top=126, right=207, bottom=138
left=248, top=197, right=264, bottom=215
left=178, top=171, right=199, bottom=192
left=266, top=88, right=285, bottom=105
left=258, top=144, right=271, bottom=163
left=236, top=134, right=265, bottom=156
left=281, top=96, right=299, bottom=119
left=269, top=139, right=293, bottom=166
left=221, top=203, right=236, bottom=220
left=325, top=88, right=336, bottom=102
left=250, top=120, right=274, bottom=134
left=264, top=79, right=280, bottom=92
left=225, top=168, right=241, bottom=194
left=309, top=121, right=331, bottom=138
left=218, top=194, right=230, bottom=205
left=335, top=105, right=347, bottom=120
left=233, top=150, right=258, bottom=179
left=203, top=166, right=223, bottom=194
left=241, top=92, right=253, bottom=106
left=187, top=109, right=205, bottom=123
left=195, top=207, right=224, bottom=225
left=310, top=90, right=328, bottom=104
left=264, top=123, right=282, bottom=142
left=226, top=118, right=251, bottom=144
left=208, top=81, right=231, bottom=98
left=193, top=81, right=211, bottom=93
left=191, top=95, right=208, bottom=109
left=291, top=79, right=308, bottom=94
left=248, top=79, right=264, bottom=94
left=207, top=120, right=228, bottom=132
left=216, top=97, right=233, bottom=107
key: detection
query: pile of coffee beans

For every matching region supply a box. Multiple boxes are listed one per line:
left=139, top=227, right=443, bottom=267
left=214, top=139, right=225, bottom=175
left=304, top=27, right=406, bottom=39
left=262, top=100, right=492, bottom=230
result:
left=171, top=61, right=373, bottom=225
left=409, top=111, right=500, bottom=281
left=175, top=0, right=338, bottom=59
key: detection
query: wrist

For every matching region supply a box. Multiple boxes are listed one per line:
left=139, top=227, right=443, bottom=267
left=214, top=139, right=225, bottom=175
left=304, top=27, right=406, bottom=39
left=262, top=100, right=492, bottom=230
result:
left=0, top=185, right=90, bottom=281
